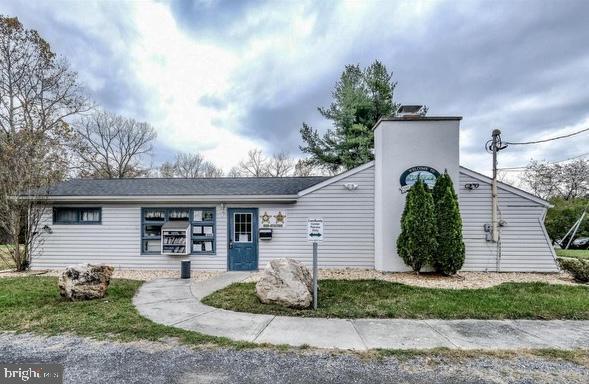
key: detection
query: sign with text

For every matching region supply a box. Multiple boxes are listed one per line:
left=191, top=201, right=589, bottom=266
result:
left=1, top=364, right=63, bottom=384
left=399, top=166, right=440, bottom=193
left=259, top=209, right=287, bottom=228
left=307, top=218, right=324, bottom=242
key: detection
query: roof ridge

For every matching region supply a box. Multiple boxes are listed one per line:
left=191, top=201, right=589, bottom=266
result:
left=64, top=176, right=331, bottom=181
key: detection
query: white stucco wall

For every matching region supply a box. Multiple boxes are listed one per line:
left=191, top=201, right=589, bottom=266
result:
left=374, top=117, right=461, bottom=272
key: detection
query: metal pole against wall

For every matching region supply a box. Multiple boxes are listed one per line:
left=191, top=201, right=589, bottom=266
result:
left=312, top=242, right=318, bottom=310
left=487, top=129, right=507, bottom=272
left=491, top=129, right=501, bottom=243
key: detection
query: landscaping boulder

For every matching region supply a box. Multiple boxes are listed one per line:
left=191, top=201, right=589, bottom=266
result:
left=58, top=264, right=114, bottom=300
left=256, top=258, right=313, bottom=308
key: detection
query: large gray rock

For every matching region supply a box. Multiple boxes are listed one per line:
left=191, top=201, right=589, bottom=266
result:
left=58, top=264, right=114, bottom=301
left=256, top=258, right=313, bottom=308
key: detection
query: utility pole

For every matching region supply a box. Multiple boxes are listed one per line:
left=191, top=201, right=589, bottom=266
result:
left=490, top=129, right=501, bottom=243
left=487, top=129, right=507, bottom=242
left=487, top=129, right=507, bottom=271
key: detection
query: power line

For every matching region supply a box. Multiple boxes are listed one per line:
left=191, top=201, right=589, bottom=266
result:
left=497, top=151, right=589, bottom=171
left=504, top=127, right=589, bottom=145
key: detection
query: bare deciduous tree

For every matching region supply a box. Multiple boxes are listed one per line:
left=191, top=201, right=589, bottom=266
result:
left=159, top=152, right=223, bottom=178
left=235, top=149, right=299, bottom=177
left=293, top=159, right=316, bottom=176
left=524, top=159, right=589, bottom=200
left=267, top=152, right=295, bottom=177
left=72, top=110, right=157, bottom=178
left=0, top=16, right=88, bottom=270
left=237, top=149, right=270, bottom=177
left=226, top=167, right=242, bottom=178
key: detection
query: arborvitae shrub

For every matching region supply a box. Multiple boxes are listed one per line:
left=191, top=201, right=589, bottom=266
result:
left=397, top=179, right=438, bottom=272
left=432, top=172, right=465, bottom=275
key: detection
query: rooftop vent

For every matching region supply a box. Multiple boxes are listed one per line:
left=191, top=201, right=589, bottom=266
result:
left=396, top=105, right=427, bottom=118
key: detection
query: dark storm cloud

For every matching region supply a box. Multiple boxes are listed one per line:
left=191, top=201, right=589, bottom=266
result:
left=170, top=0, right=589, bottom=168
left=169, top=0, right=263, bottom=42
left=0, top=1, right=149, bottom=119
left=3, top=0, right=587, bottom=172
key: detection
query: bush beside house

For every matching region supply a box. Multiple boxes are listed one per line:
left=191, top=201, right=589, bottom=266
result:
left=397, top=179, right=438, bottom=272
left=397, top=173, right=465, bottom=274
left=432, top=172, right=465, bottom=275
left=558, top=257, right=589, bottom=282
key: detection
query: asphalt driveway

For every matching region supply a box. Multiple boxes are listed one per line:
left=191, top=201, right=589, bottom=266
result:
left=1, top=333, right=587, bottom=384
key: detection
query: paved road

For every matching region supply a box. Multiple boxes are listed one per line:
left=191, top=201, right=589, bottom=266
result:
left=1, top=333, right=587, bottom=384
left=134, top=274, right=589, bottom=350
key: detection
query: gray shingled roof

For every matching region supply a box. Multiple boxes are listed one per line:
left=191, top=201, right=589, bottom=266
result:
left=46, top=177, right=331, bottom=196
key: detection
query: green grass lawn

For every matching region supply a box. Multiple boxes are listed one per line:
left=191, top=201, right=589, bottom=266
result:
left=202, top=280, right=589, bottom=320
left=0, top=276, right=253, bottom=348
left=556, top=248, right=589, bottom=260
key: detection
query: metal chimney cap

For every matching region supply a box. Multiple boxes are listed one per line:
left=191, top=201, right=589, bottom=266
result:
left=397, top=105, right=427, bottom=118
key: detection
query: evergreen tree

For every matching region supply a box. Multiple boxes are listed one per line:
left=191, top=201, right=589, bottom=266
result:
left=432, top=172, right=465, bottom=275
left=396, top=179, right=438, bottom=272
left=300, top=60, right=399, bottom=173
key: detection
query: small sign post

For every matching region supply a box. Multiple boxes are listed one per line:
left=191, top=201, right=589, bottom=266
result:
left=307, top=218, right=324, bottom=310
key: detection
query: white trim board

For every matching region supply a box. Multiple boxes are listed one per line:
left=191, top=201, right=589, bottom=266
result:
left=45, top=194, right=299, bottom=203
left=459, top=166, right=551, bottom=207
left=297, top=161, right=375, bottom=196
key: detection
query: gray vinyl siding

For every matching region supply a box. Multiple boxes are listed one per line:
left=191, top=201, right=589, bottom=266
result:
left=32, top=167, right=374, bottom=271
left=256, top=165, right=375, bottom=269
left=459, top=171, right=558, bottom=272
left=32, top=204, right=228, bottom=270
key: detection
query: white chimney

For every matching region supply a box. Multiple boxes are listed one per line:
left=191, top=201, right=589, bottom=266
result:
left=373, top=113, right=461, bottom=271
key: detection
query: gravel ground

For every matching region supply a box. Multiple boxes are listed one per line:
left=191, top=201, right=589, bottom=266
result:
left=0, top=269, right=221, bottom=282
left=1, top=267, right=578, bottom=288
left=0, top=333, right=587, bottom=384
left=245, top=269, right=578, bottom=289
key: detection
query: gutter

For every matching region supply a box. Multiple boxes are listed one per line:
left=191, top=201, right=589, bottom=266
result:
left=43, top=194, right=299, bottom=203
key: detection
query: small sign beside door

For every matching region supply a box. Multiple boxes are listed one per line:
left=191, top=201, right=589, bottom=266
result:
left=307, top=218, right=324, bottom=242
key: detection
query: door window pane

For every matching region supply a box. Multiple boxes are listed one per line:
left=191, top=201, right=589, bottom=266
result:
left=234, top=213, right=252, bottom=243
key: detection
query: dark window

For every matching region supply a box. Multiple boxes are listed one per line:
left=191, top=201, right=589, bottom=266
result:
left=141, top=208, right=216, bottom=255
left=53, top=207, right=101, bottom=224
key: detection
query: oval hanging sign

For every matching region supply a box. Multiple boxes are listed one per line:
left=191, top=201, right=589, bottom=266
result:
left=399, top=166, right=440, bottom=193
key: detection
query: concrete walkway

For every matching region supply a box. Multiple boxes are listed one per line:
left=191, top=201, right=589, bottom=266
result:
left=133, top=273, right=589, bottom=351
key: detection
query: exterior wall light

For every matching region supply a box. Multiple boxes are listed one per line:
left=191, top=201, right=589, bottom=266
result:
left=42, top=225, right=53, bottom=234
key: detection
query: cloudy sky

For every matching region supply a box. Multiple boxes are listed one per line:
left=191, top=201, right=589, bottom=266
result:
left=2, top=0, right=588, bottom=175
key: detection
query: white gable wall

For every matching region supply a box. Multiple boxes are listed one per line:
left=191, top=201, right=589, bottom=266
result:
left=459, top=170, right=558, bottom=272
left=256, top=164, right=375, bottom=269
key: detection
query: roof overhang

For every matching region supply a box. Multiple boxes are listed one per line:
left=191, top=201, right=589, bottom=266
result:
left=298, top=161, right=374, bottom=196
left=44, top=194, right=299, bottom=204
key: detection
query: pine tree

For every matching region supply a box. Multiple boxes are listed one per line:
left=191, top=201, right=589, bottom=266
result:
left=432, top=172, right=465, bottom=275
left=300, top=60, right=399, bottom=173
left=397, top=179, right=438, bottom=272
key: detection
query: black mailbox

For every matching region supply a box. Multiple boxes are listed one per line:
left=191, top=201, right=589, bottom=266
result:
left=259, top=228, right=273, bottom=240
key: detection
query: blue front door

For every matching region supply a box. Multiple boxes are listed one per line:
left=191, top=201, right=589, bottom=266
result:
left=228, top=208, right=258, bottom=271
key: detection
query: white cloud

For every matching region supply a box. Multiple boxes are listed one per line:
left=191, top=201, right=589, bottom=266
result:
left=127, top=2, right=262, bottom=170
